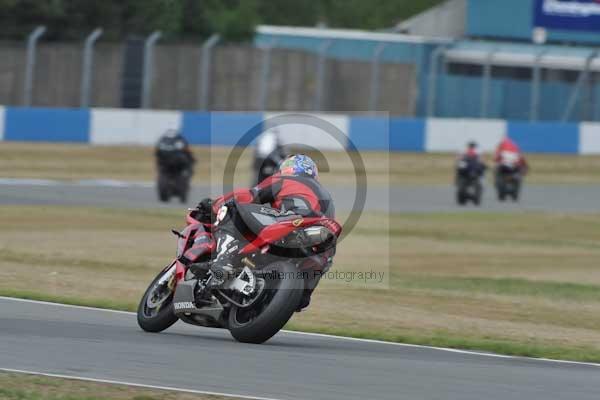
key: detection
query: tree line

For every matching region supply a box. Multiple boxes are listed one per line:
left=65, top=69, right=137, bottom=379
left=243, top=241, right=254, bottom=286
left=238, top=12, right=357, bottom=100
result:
left=0, top=0, right=443, bottom=42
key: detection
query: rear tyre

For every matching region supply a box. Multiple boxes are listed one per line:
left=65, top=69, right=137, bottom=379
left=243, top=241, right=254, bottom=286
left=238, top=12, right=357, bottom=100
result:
left=511, top=180, right=521, bottom=202
left=157, top=175, right=170, bottom=202
left=137, top=266, right=178, bottom=333
left=228, top=261, right=303, bottom=344
left=456, top=191, right=466, bottom=206
left=497, top=189, right=506, bottom=202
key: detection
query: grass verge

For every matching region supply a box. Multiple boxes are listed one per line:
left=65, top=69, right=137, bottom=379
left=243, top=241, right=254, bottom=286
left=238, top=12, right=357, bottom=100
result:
left=0, top=372, right=237, bottom=400
left=1, top=142, right=599, bottom=185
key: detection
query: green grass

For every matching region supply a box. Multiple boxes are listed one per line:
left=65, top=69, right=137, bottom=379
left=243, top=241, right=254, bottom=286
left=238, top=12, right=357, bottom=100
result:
left=398, top=276, right=600, bottom=302
left=1, top=142, right=600, bottom=185
left=0, top=289, right=136, bottom=312
left=0, top=372, right=234, bottom=400
left=0, top=387, right=102, bottom=400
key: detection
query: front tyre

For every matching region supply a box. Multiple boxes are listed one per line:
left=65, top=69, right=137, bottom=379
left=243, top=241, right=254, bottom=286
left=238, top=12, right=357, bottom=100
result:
left=228, top=261, right=303, bottom=344
left=137, top=265, right=178, bottom=333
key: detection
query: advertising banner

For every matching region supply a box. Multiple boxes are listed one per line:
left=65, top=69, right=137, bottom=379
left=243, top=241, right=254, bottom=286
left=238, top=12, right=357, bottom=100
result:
left=534, top=0, right=600, bottom=32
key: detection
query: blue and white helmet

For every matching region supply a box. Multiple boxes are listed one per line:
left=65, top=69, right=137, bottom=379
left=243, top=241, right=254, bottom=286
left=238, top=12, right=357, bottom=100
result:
left=279, top=154, right=318, bottom=179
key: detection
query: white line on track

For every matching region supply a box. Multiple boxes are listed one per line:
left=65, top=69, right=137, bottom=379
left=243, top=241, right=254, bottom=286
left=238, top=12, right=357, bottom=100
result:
left=2, top=296, right=600, bottom=369
left=0, top=367, right=280, bottom=400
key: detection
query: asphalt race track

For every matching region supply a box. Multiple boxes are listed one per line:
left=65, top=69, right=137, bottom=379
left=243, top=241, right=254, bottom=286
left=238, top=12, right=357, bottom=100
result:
left=1, top=297, right=600, bottom=400
left=1, top=179, right=600, bottom=213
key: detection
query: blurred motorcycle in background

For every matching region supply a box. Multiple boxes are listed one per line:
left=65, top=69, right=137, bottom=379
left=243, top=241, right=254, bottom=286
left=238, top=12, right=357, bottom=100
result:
left=155, top=130, right=195, bottom=203
left=455, top=156, right=486, bottom=206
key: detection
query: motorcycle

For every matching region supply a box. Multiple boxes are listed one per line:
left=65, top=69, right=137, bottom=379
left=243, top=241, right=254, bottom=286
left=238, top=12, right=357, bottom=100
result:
left=137, top=202, right=341, bottom=344
left=496, top=166, right=522, bottom=202
left=455, top=159, right=484, bottom=206
left=157, top=164, right=192, bottom=203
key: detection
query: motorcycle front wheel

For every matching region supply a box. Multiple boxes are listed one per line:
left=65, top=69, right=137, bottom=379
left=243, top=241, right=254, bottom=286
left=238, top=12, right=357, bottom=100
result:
left=137, top=264, right=178, bottom=333
left=228, top=261, right=303, bottom=344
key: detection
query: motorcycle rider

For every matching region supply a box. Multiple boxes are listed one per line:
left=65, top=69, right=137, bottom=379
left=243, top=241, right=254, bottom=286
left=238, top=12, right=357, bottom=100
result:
left=456, top=141, right=486, bottom=182
left=494, top=137, right=528, bottom=198
left=494, top=136, right=528, bottom=175
left=155, top=129, right=195, bottom=169
left=155, top=129, right=196, bottom=202
left=195, top=154, right=334, bottom=310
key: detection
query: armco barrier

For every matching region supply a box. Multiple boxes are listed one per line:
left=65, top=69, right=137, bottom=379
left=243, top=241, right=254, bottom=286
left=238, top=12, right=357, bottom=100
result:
left=0, top=106, right=598, bottom=154
left=4, top=107, right=90, bottom=143
left=507, top=122, right=579, bottom=154
left=425, top=118, right=506, bottom=153
left=264, top=112, right=349, bottom=152
left=0, top=106, right=4, bottom=141
left=580, top=123, right=600, bottom=155
left=389, top=118, right=425, bottom=152
left=91, top=109, right=182, bottom=145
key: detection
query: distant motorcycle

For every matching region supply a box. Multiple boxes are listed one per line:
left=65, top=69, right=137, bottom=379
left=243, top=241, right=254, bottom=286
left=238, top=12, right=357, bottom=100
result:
left=137, top=201, right=341, bottom=344
left=157, top=161, right=192, bottom=203
left=155, top=141, right=194, bottom=203
left=495, top=167, right=522, bottom=202
left=455, top=158, right=485, bottom=206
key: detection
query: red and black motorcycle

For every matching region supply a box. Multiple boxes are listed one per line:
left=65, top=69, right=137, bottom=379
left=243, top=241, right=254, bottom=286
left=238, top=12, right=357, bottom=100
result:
left=137, top=202, right=341, bottom=344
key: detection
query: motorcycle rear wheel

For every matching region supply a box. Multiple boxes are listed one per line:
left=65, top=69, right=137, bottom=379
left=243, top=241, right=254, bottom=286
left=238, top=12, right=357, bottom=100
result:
left=228, top=261, right=303, bottom=344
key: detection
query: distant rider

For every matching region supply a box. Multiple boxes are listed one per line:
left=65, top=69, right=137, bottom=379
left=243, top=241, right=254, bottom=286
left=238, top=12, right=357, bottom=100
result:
left=456, top=141, right=486, bottom=182
left=155, top=129, right=195, bottom=170
left=494, top=137, right=528, bottom=177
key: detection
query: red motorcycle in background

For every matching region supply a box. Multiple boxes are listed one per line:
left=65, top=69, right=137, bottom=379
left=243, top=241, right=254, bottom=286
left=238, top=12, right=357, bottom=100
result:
left=137, top=201, right=341, bottom=344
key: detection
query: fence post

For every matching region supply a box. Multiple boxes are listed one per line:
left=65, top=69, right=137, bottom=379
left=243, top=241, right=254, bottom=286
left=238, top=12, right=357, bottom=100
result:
left=23, top=26, right=46, bottom=106
left=141, top=31, right=162, bottom=109
left=562, top=51, right=598, bottom=122
left=80, top=28, right=103, bottom=108
left=480, top=48, right=496, bottom=118
left=427, top=45, right=446, bottom=117
left=198, top=34, right=220, bottom=110
left=314, top=40, right=333, bottom=111
left=258, top=39, right=278, bottom=111
left=369, top=43, right=388, bottom=112
left=530, top=49, right=548, bottom=122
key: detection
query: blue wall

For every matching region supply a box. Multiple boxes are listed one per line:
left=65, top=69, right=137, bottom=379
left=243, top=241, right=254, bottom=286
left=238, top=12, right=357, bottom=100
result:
left=181, top=112, right=264, bottom=146
left=508, top=122, right=579, bottom=154
left=2, top=107, right=594, bottom=154
left=4, top=107, right=90, bottom=143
